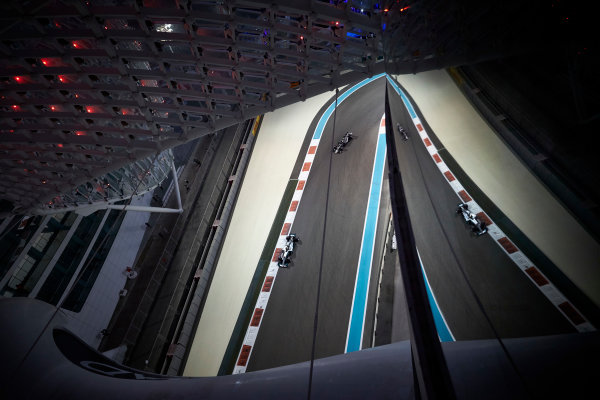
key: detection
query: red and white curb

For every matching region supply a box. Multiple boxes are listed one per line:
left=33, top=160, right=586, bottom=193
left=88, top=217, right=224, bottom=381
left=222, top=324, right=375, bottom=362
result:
left=399, top=94, right=595, bottom=333
left=232, top=137, right=321, bottom=374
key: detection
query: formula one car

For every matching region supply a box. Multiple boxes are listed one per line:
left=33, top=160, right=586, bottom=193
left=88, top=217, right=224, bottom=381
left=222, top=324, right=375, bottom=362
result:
left=277, top=234, right=299, bottom=267
left=456, top=203, right=487, bottom=236
left=397, top=123, right=409, bottom=141
left=333, top=131, right=353, bottom=154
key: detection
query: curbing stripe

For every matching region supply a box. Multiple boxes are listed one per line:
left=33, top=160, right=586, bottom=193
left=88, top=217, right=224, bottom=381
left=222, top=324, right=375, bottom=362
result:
left=458, top=190, right=472, bottom=203
left=250, top=308, right=264, bottom=327
left=261, top=276, right=274, bottom=292
left=280, top=223, right=291, bottom=236
left=525, top=267, right=549, bottom=287
left=443, top=171, right=456, bottom=182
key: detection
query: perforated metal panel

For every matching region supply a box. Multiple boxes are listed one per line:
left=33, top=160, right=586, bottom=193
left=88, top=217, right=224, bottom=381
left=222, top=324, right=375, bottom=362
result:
left=0, top=0, right=544, bottom=213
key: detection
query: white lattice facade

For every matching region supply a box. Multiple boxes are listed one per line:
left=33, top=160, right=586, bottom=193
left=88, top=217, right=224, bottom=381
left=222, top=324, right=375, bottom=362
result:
left=0, top=0, right=539, bottom=214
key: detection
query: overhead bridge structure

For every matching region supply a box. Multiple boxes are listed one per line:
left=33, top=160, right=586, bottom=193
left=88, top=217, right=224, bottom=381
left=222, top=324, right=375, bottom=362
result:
left=1, top=0, right=547, bottom=214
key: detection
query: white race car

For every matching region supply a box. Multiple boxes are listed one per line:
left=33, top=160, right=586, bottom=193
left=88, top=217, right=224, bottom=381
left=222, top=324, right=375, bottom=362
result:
left=333, top=131, right=353, bottom=154
left=278, top=234, right=299, bottom=267
left=456, top=203, right=487, bottom=236
left=397, top=123, right=408, bottom=141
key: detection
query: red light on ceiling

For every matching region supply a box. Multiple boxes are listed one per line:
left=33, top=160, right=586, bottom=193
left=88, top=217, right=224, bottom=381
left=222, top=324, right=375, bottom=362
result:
left=384, top=8, right=389, bottom=12
left=12, top=105, right=19, bottom=110
left=50, top=105, right=56, bottom=111
left=74, top=94, right=79, bottom=98
left=86, top=106, right=93, bottom=113
left=58, top=75, right=66, bottom=82
left=41, top=58, right=67, bottom=67
left=75, top=131, right=86, bottom=136
left=72, top=41, right=80, bottom=49
left=57, top=143, right=63, bottom=148
left=14, top=76, right=22, bottom=83
left=335, top=21, right=339, bottom=25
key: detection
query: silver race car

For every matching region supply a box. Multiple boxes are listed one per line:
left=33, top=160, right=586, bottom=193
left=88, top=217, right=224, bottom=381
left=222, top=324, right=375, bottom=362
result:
left=397, top=123, right=408, bottom=141
left=333, top=131, right=353, bottom=154
left=278, top=234, right=299, bottom=267
left=456, top=203, right=487, bottom=236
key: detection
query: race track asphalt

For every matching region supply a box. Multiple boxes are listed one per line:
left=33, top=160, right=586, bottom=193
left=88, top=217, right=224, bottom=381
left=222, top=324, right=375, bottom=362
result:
left=247, top=77, right=389, bottom=371
left=246, top=76, right=574, bottom=372
left=386, top=80, right=574, bottom=340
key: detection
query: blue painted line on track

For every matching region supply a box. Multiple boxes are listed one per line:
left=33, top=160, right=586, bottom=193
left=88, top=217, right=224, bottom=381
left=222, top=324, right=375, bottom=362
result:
left=345, top=129, right=387, bottom=353
left=385, top=75, right=417, bottom=119
left=307, top=72, right=387, bottom=353
left=318, top=73, right=452, bottom=351
left=386, top=74, right=454, bottom=342
left=313, top=73, right=386, bottom=140
left=416, top=228, right=455, bottom=341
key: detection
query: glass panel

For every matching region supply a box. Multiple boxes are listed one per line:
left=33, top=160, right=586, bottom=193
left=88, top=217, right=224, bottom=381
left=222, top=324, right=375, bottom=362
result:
left=1, top=213, right=77, bottom=297
left=35, top=211, right=106, bottom=304
left=62, top=209, right=125, bottom=312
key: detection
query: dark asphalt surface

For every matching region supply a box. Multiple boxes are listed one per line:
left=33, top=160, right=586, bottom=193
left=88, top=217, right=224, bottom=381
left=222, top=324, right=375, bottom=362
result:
left=246, top=76, right=574, bottom=372
left=248, top=78, right=388, bottom=371
left=386, top=80, right=574, bottom=340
